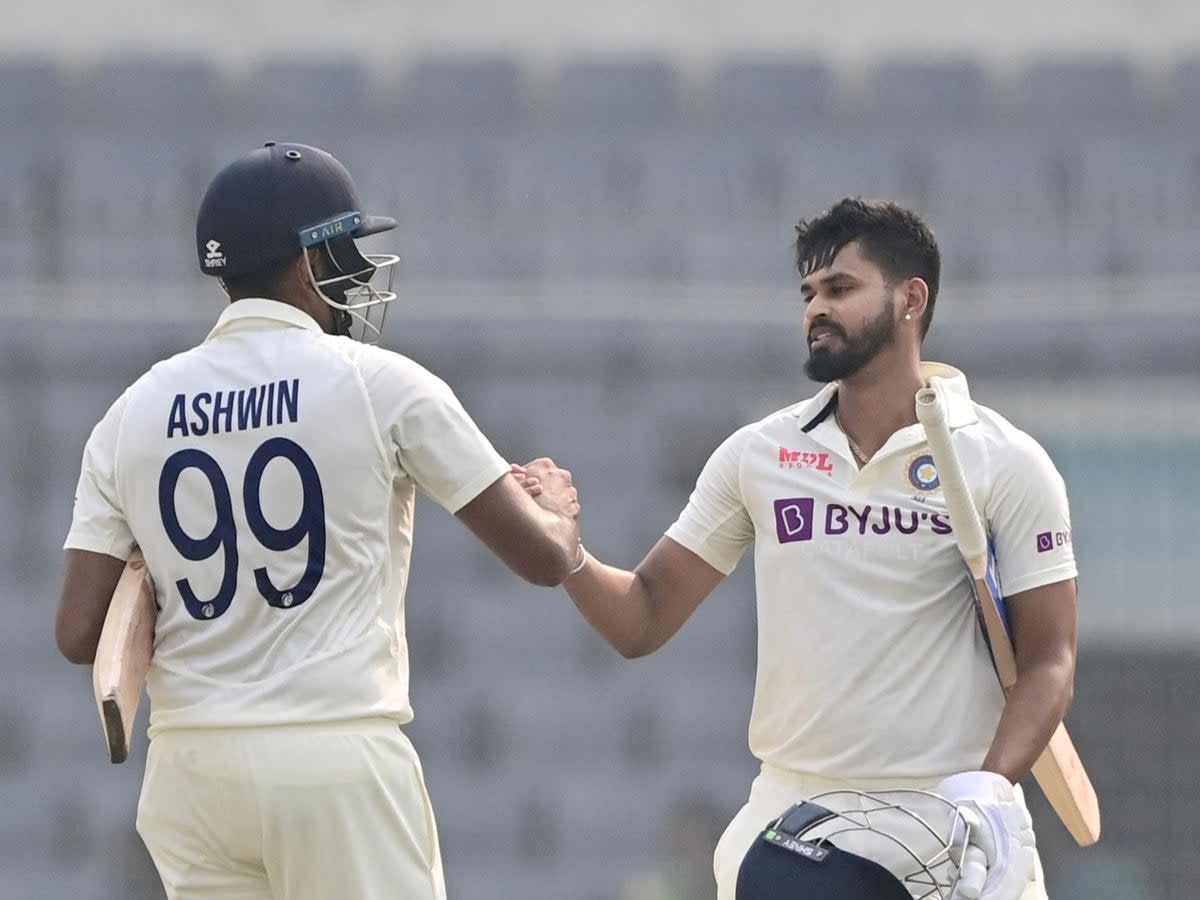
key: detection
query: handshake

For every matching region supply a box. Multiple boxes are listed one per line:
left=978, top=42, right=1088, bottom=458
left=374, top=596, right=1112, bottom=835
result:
left=935, top=771, right=1038, bottom=900
left=510, top=458, right=580, bottom=519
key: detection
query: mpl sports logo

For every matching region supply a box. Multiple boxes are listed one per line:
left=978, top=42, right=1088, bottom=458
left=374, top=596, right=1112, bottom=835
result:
left=778, top=447, right=834, bottom=475
left=774, top=496, right=952, bottom=544
left=1036, top=530, right=1072, bottom=552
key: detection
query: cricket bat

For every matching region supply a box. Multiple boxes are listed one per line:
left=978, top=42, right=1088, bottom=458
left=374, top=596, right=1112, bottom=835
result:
left=915, top=381, right=1101, bottom=847
left=92, top=546, right=156, bottom=764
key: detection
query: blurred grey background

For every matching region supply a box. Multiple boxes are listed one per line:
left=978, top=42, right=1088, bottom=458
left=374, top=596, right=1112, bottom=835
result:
left=1, top=2, right=1198, bottom=898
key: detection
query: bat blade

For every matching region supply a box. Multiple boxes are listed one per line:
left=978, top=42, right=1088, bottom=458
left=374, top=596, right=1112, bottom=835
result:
left=916, top=381, right=1101, bottom=847
left=1033, top=724, right=1102, bottom=847
left=92, top=547, right=156, bottom=764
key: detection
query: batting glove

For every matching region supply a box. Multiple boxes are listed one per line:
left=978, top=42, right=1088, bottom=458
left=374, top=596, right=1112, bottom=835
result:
left=934, top=771, right=1037, bottom=900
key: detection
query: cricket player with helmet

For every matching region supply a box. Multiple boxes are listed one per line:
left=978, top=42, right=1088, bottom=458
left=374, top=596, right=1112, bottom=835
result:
left=56, top=142, right=584, bottom=899
left=517, top=198, right=1078, bottom=900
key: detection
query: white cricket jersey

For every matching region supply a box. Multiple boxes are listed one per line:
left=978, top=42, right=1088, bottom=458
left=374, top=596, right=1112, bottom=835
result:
left=666, top=362, right=1077, bottom=781
left=65, top=299, right=509, bottom=734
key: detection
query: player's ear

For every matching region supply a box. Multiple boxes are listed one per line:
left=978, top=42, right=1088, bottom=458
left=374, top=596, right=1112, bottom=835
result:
left=900, top=277, right=929, bottom=324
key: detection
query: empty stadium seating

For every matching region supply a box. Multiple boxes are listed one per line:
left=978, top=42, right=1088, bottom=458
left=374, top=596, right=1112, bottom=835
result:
left=0, top=52, right=1197, bottom=286
left=549, top=57, right=685, bottom=134
left=860, top=58, right=993, bottom=131
left=1016, top=57, right=1151, bottom=132
left=394, top=56, right=529, bottom=133
left=705, top=58, right=838, bottom=132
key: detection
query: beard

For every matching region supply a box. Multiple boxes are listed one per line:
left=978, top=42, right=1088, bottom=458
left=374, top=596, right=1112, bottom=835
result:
left=803, top=298, right=897, bottom=383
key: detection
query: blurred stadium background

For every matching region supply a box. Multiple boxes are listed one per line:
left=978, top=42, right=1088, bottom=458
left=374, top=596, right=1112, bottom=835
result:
left=2, top=1, right=1198, bottom=898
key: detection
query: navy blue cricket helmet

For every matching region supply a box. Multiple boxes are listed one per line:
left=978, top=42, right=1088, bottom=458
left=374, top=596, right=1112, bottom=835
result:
left=195, top=142, right=400, bottom=341
left=195, top=141, right=393, bottom=279
left=737, top=791, right=968, bottom=900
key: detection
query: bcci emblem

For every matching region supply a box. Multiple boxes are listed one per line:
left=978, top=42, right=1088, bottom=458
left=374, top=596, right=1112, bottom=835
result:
left=907, top=454, right=940, bottom=492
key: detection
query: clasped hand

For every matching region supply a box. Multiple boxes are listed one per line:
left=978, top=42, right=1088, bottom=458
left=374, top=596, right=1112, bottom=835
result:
left=934, top=771, right=1037, bottom=900
left=511, top=458, right=580, bottom=519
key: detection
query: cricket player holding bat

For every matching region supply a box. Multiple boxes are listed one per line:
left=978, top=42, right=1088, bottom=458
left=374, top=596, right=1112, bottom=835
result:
left=518, top=199, right=1085, bottom=899
left=55, top=142, right=582, bottom=900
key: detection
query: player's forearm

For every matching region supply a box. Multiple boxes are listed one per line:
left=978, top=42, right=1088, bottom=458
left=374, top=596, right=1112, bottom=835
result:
left=56, top=549, right=128, bottom=664
left=58, top=623, right=102, bottom=665
left=532, top=509, right=585, bottom=586
left=457, top=472, right=581, bottom=586
left=982, top=658, right=1075, bottom=782
left=562, top=560, right=660, bottom=658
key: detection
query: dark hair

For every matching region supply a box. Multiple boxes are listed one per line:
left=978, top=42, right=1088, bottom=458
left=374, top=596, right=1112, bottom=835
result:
left=795, top=197, right=940, bottom=338
left=220, top=254, right=299, bottom=301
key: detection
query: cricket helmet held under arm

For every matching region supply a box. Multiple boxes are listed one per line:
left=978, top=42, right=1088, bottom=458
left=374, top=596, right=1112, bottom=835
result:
left=737, top=789, right=972, bottom=900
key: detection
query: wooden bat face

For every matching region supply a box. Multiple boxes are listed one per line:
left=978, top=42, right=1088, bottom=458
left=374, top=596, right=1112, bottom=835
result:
left=92, top=549, right=156, bottom=763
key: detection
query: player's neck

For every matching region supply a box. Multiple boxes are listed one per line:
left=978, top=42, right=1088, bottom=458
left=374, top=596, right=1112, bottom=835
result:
left=835, top=354, right=925, bottom=457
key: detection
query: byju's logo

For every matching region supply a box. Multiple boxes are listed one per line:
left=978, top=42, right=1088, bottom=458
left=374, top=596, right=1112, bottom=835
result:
left=204, top=239, right=227, bottom=269
left=774, top=498, right=815, bottom=543
left=773, top=498, right=952, bottom=545
left=1036, top=530, right=1071, bottom=553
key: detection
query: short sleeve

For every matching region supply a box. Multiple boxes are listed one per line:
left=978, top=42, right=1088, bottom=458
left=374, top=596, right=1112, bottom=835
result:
left=984, top=429, right=1078, bottom=597
left=64, top=392, right=136, bottom=559
left=389, top=367, right=509, bottom=514
left=665, top=426, right=755, bottom=575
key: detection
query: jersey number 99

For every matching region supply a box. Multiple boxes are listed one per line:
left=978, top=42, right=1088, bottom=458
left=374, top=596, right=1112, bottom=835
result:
left=157, top=438, right=326, bottom=620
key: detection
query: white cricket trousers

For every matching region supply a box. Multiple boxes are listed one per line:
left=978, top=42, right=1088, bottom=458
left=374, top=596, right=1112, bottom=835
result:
left=712, top=764, right=1049, bottom=900
left=136, top=718, right=446, bottom=900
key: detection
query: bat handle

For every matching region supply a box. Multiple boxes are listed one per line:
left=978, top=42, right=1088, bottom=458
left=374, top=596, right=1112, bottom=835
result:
left=915, top=380, right=988, bottom=568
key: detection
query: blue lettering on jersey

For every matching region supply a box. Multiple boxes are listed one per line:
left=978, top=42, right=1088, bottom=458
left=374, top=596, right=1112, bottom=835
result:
left=166, top=379, right=301, bottom=439
left=212, top=390, right=235, bottom=434
left=167, top=393, right=188, bottom=438
left=191, top=392, right=212, bottom=435
left=236, top=386, right=265, bottom=430
left=277, top=378, right=299, bottom=425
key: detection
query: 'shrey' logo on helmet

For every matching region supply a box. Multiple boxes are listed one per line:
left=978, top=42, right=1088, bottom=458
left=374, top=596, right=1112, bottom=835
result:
left=204, top=240, right=227, bottom=269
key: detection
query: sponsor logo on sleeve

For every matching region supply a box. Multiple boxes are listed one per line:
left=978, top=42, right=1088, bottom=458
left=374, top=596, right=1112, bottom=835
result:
left=1036, top=530, right=1071, bottom=552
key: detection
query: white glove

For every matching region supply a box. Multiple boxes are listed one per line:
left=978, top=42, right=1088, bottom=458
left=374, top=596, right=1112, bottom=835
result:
left=934, top=771, right=1037, bottom=900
